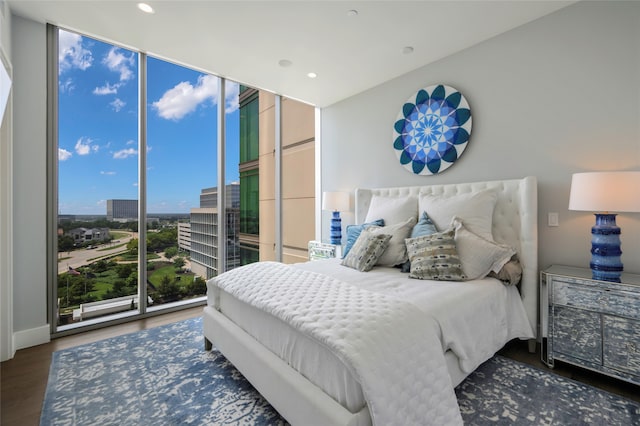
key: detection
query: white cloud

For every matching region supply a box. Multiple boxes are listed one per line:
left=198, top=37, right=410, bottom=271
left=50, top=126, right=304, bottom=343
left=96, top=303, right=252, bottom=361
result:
left=126, top=140, right=135, bottom=145
left=59, top=148, right=73, bottom=161
left=113, top=148, right=138, bottom=159
left=110, top=98, right=126, bottom=112
left=59, top=30, right=93, bottom=73
left=74, top=137, right=95, bottom=156
left=93, top=82, right=120, bottom=95
left=103, top=47, right=135, bottom=82
left=59, top=78, right=75, bottom=94
left=100, top=171, right=116, bottom=175
left=225, top=81, right=240, bottom=114
left=152, top=74, right=220, bottom=121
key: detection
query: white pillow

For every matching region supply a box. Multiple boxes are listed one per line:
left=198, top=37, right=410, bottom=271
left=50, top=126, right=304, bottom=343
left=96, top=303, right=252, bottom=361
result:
left=364, top=195, right=418, bottom=226
left=452, top=217, right=515, bottom=280
left=365, top=216, right=417, bottom=266
left=418, top=189, right=497, bottom=241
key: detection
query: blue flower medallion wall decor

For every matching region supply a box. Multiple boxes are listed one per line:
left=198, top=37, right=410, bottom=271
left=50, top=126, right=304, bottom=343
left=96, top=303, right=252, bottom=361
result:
left=393, top=84, right=472, bottom=175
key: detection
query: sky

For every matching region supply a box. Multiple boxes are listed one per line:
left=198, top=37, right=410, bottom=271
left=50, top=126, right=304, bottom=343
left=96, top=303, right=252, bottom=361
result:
left=57, top=29, right=241, bottom=215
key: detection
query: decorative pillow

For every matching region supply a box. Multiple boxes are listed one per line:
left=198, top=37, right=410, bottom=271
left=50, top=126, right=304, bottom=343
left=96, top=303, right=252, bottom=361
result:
left=341, top=232, right=392, bottom=272
left=405, top=228, right=466, bottom=281
left=342, top=219, right=385, bottom=258
left=401, top=212, right=438, bottom=272
left=452, top=217, right=516, bottom=280
left=418, top=189, right=497, bottom=241
left=366, top=216, right=417, bottom=267
left=364, top=195, right=418, bottom=227
left=488, top=258, right=523, bottom=286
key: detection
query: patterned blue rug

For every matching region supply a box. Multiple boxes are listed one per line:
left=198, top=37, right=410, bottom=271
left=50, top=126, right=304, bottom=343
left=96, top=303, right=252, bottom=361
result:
left=41, top=317, right=640, bottom=425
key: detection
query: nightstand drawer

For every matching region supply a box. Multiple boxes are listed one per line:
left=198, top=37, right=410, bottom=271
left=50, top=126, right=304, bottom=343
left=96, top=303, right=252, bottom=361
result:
left=553, top=305, right=602, bottom=364
left=553, top=281, right=640, bottom=320
left=543, top=266, right=640, bottom=386
left=603, top=316, right=640, bottom=375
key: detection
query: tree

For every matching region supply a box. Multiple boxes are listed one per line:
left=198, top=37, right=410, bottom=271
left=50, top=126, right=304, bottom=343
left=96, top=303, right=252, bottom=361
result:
left=91, top=259, right=110, bottom=273
left=189, top=276, right=207, bottom=296
left=157, top=275, right=181, bottom=302
left=127, top=238, right=138, bottom=255
left=117, top=263, right=134, bottom=279
left=104, top=279, right=136, bottom=299
left=164, top=246, right=178, bottom=260
left=58, top=235, right=75, bottom=253
left=173, top=257, right=185, bottom=271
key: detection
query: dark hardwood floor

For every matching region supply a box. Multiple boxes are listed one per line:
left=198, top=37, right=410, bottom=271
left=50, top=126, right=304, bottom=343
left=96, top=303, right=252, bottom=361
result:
left=2, top=310, right=638, bottom=425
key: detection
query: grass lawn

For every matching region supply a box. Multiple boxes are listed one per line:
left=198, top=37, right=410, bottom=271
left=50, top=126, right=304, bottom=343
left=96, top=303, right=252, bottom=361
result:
left=148, top=262, right=194, bottom=287
left=87, top=281, right=113, bottom=299
left=58, top=258, right=195, bottom=305
left=118, top=252, right=160, bottom=261
left=110, top=231, right=129, bottom=240
left=96, top=243, right=127, bottom=252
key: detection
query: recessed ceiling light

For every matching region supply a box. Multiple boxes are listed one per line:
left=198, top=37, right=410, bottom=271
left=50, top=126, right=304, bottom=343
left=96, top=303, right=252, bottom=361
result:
left=307, top=72, right=317, bottom=79
left=347, top=9, right=358, bottom=17
left=278, top=59, right=293, bottom=68
left=137, top=3, right=155, bottom=14
left=402, top=46, right=414, bottom=54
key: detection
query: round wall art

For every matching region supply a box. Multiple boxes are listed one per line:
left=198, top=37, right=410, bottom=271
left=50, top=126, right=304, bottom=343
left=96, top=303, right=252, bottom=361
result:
left=393, top=84, right=472, bottom=175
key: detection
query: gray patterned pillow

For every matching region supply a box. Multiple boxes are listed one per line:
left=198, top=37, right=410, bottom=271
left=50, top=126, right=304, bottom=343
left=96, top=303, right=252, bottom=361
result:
left=341, top=231, right=392, bottom=272
left=405, top=228, right=466, bottom=281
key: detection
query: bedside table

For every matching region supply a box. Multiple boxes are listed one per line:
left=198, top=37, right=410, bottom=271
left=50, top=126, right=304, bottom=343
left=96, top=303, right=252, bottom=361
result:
left=541, top=265, right=640, bottom=385
left=308, top=241, right=342, bottom=261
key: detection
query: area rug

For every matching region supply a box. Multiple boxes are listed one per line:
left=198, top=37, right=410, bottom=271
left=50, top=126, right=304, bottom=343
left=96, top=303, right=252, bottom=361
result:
left=41, top=317, right=640, bottom=425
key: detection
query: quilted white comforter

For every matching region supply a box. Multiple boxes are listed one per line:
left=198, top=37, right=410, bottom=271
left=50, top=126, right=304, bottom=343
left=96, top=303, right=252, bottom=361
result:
left=210, top=261, right=464, bottom=426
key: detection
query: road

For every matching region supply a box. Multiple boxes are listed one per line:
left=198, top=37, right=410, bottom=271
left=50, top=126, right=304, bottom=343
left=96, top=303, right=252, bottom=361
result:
left=57, top=231, right=135, bottom=274
left=57, top=231, right=192, bottom=274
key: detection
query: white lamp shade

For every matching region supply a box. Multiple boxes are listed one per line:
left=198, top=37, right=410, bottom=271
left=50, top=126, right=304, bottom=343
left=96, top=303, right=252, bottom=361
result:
left=322, top=191, right=350, bottom=212
left=569, top=171, right=640, bottom=213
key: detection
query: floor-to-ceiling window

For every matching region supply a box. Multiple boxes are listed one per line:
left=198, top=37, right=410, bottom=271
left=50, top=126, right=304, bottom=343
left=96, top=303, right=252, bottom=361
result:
left=50, top=26, right=315, bottom=334
left=145, top=57, right=217, bottom=309
left=55, top=29, right=140, bottom=328
left=238, top=87, right=260, bottom=265
left=224, top=80, right=241, bottom=271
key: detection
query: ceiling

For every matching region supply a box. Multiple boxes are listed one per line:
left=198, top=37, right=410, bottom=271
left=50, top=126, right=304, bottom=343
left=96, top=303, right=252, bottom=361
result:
left=9, top=1, right=573, bottom=107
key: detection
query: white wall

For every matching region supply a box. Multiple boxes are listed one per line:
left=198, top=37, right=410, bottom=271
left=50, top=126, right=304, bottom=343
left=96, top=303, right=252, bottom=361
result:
left=321, top=1, right=640, bottom=274
left=11, top=15, right=49, bottom=349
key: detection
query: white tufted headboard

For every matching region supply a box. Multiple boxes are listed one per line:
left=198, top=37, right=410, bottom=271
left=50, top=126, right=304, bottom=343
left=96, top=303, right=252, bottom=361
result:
left=355, top=176, right=538, bottom=338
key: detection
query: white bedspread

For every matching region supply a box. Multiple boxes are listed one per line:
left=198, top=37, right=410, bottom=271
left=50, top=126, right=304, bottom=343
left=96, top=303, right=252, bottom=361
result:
left=210, top=261, right=464, bottom=426
left=294, top=258, right=534, bottom=374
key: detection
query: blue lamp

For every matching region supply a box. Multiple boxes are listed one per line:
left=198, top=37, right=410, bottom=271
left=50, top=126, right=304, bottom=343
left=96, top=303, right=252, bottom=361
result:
left=569, top=171, right=640, bottom=282
left=322, top=191, right=350, bottom=246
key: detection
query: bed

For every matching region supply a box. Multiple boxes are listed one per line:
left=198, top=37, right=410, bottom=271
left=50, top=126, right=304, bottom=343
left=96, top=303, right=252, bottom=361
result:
left=203, top=176, right=538, bottom=426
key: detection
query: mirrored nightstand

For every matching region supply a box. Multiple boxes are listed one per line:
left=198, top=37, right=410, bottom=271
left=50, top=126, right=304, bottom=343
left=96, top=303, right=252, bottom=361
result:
left=308, top=241, right=342, bottom=261
left=541, top=265, right=640, bottom=386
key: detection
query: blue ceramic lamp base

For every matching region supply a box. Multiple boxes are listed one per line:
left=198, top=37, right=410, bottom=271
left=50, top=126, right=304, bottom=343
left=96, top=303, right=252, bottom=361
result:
left=330, top=211, right=342, bottom=246
left=590, top=213, right=623, bottom=283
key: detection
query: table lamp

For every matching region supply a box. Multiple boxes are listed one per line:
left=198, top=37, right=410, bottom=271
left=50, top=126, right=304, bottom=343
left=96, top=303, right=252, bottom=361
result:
left=322, top=191, right=350, bottom=245
left=569, top=171, right=640, bottom=282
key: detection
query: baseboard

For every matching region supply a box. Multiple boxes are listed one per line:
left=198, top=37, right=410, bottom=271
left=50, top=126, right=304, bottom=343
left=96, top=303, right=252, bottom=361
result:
left=14, top=324, right=50, bottom=350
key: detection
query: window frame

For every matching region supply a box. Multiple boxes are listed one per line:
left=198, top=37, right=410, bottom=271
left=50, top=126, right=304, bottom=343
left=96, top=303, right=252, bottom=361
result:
left=47, top=25, right=290, bottom=337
